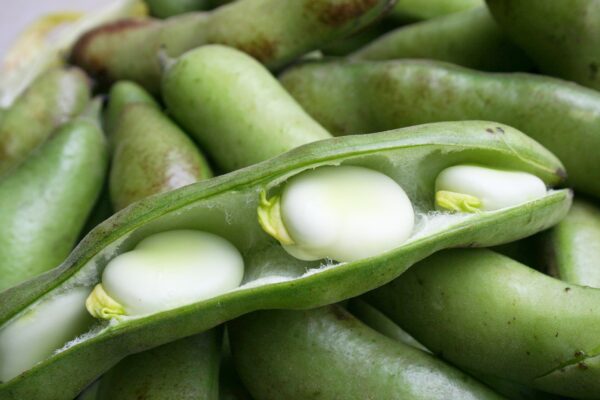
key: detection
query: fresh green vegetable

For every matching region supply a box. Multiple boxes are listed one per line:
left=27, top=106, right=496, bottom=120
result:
left=0, top=100, right=107, bottom=291
left=486, top=0, right=600, bottom=91
left=72, top=0, right=394, bottom=93
left=352, top=6, right=533, bottom=72
left=103, top=80, right=158, bottom=135
left=94, top=329, right=221, bottom=400
left=542, top=199, right=600, bottom=287
left=366, top=249, right=600, bottom=398
left=0, top=119, right=569, bottom=399
left=163, top=45, right=331, bottom=171
left=228, top=305, right=505, bottom=399
left=0, top=67, right=90, bottom=176
left=109, top=101, right=212, bottom=210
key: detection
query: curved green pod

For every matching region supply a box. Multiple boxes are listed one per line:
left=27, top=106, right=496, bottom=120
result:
left=0, top=102, right=108, bottom=292
left=163, top=45, right=331, bottom=171
left=0, top=121, right=570, bottom=399
left=390, top=0, right=483, bottom=22
left=71, top=0, right=393, bottom=93
left=0, top=67, right=90, bottom=176
left=109, top=102, right=212, bottom=210
left=351, top=300, right=561, bottom=400
left=542, top=199, right=600, bottom=288
left=280, top=59, right=600, bottom=198
left=351, top=7, right=533, bottom=72
left=486, top=0, right=600, bottom=91
left=95, top=329, right=221, bottom=400
left=229, top=305, right=505, bottom=399
left=365, top=248, right=600, bottom=399
left=103, top=80, right=159, bottom=135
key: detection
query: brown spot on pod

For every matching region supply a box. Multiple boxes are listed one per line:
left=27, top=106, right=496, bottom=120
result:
left=71, top=18, right=156, bottom=78
left=308, top=0, right=379, bottom=26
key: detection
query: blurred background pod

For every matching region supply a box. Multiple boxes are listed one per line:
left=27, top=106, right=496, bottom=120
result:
left=0, top=66, right=90, bottom=176
left=0, top=98, right=108, bottom=292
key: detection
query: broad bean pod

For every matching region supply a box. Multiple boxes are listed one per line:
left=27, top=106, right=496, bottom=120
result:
left=352, top=7, right=533, bottom=72
left=72, top=0, right=393, bottom=93
left=486, top=0, right=600, bottom=91
left=542, top=199, right=600, bottom=288
left=228, top=305, right=505, bottom=399
left=366, top=249, right=600, bottom=399
left=0, top=100, right=107, bottom=291
left=0, top=120, right=569, bottom=399
left=107, top=82, right=212, bottom=210
left=94, top=330, right=221, bottom=400
left=0, top=67, right=90, bottom=176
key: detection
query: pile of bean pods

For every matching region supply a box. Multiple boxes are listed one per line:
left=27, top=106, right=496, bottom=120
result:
left=1, top=0, right=599, bottom=398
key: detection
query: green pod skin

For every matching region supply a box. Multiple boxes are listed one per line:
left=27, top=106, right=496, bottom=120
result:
left=163, top=45, right=331, bottom=172
left=228, top=305, right=505, bottom=400
left=365, top=248, right=600, bottom=399
left=109, top=103, right=213, bottom=210
left=147, top=0, right=211, bottom=18
left=103, top=80, right=159, bottom=136
left=280, top=59, right=600, bottom=198
left=390, top=0, right=482, bottom=22
left=0, top=105, right=108, bottom=292
left=543, top=198, right=600, bottom=287
left=0, top=67, right=90, bottom=176
left=0, top=121, right=570, bottom=399
left=71, top=0, right=394, bottom=93
left=95, top=329, right=221, bottom=400
left=351, top=7, right=533, bottom=72
left=486, top=0, right=600, bottom=91
left=350, top=300, right=561, bottom=400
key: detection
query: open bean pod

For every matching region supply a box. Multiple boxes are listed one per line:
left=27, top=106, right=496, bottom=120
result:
left=0, top=121, right=570, bottom=399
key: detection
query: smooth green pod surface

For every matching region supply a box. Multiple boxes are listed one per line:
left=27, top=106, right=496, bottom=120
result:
left=95, top=329, right=221, bottom=400
left=390, top=0, right=483, bottom=22
left=0, top=121, right=570, bottom=399
left=280, top=59, right=600, bottom=198
left=543, top=199, right=600, bottom=287
left=163, top=45, right=331, bottom=171
left=351, top=298, right=560, bottom=400
left=366, top=249, right=600, bottom=399
left=228, top=305, right=504, bottom=399
left=486, top=0, right=600, bottom=91
left=109, top=103, right=212, bottom=210
left=72, top=0, right=393, bottom=93
left=0, top=106, right=108, bottom=292
left=103, top=80, right=159, bottom=135
left=0, top=67, right=90, bottom=175
left=352, top=7, right=532, bottom=72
